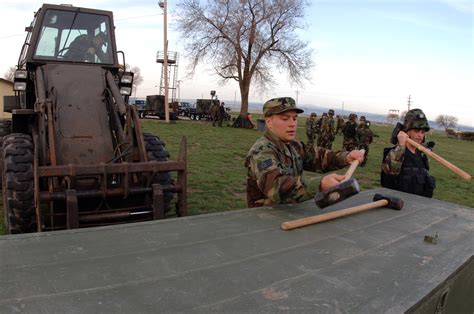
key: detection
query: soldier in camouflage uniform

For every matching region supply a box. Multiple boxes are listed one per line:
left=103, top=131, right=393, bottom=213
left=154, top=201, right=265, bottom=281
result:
left=211, top=102, right=220, bottom=126
left=342, top=113, right=359, bottom=151
left=381, top=109, right=436, bottom=198
left=305, top=113, right=318, bottom=147
left=319, top=109, right=336, bottom=149
left=336, top=115, right=345, bottom=135
left=316, top=112, right=326, bottom=147
left=356, top=116, right=373, bottom=166
left=245, top=98, right=365, bottom=208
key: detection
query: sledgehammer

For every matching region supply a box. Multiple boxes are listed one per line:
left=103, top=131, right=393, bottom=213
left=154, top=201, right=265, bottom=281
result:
left=314, top=150, right=365, bottom=208
left=282, top=193, right=403, bottom=230
left=405, top=137, right=471, bottom=182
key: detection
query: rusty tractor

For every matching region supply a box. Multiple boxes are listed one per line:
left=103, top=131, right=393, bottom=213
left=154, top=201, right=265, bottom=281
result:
left=2, top=4, right=187, bottom=234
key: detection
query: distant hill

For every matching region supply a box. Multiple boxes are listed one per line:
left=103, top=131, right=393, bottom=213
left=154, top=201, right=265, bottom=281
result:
left=178, top=98, right=474, bottom=132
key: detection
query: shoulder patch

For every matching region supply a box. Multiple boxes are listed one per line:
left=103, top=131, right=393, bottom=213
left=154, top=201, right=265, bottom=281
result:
left=257, top=159, right=273, bottom=171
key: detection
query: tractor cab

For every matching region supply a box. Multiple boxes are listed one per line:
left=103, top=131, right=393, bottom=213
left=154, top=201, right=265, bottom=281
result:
left=25, top=4, right=117, bottom=66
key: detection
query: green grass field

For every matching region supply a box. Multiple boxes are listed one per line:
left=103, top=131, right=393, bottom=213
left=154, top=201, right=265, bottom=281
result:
left=1, top=114, right=473, bottom=234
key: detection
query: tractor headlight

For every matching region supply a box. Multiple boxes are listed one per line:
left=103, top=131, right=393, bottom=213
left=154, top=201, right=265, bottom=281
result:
left=13, top=82, right=27, bottom=91
left=14, top=70, right=27, bottom=79
left=121, top=74, right=133, bottom=84
left=120, top=87, right=132, bottom=95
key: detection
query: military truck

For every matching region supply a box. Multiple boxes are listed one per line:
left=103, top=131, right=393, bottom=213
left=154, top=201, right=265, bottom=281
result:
left=193, top=98, right=219, bottom=121
left=145, top=95, right=178, bottom=120
left=2, top=4, right=187, bottom=234
left=131, top=98, right=146, bottom=118
left=192, top=99, right=231, bottom=121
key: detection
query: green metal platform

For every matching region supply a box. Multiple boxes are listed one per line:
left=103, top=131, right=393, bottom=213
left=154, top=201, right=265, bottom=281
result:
left=1, top=188, right=472, bottom=313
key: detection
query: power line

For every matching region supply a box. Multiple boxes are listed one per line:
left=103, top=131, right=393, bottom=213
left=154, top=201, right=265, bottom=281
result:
left=0, top=33, right=24, bottom=39
left=0, top=13, right=162, bottom=40
left=115, top=13, right=162, bottom=21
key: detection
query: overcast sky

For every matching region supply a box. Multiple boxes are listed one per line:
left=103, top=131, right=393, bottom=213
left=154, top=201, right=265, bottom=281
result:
left=0, top=0, right=472, bottom=126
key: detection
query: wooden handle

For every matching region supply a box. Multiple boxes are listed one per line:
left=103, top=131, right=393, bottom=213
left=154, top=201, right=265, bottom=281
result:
left=281, top=199, right=388, bottom=230
left=406, top=138, right=471, bottom=182
left=343, top=149, right=365, bottom=181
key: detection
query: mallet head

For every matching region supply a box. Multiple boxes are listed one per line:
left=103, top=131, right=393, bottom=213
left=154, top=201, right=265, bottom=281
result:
left=373, top=193, right=404, bottom=210
left=314, top=178, right=360, bottom=208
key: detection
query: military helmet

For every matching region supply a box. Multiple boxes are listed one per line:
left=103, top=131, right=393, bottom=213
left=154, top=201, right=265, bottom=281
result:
left=310, top=112, right=317, bottom=117
left=403, top=108, right=430, bottom=131
left=328, top=109, right=335, bottom=116
left=349, top=113, right=357, bottom=120
left=360, top=115, right=366, bottom=121
left=263, top=97, right=303, bottom=117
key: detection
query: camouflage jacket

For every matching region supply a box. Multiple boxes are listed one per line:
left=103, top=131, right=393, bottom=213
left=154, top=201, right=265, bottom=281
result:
left=305, top=117, right=318, bottom=136
left=321, top=116, right=335, bottom=136
left=356, top=123, right=373, bottom=145
left=64, top=34, right=109, bottom=63
left=245, top=130, right=349, bottom=207
left=382, top=145, right=430, bottom=176
left=342, top=121, right=357, bottom=139
left=315, top=117, right=323, bottom=134
left=336, top=117, right=345, bottom=129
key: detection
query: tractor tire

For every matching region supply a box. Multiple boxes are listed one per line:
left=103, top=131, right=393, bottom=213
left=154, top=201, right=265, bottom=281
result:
left=2, top=133, right=36, bottom=234
left=0, top=119, right=12, bottom=189
left=143, top=133, right=174, bottom=213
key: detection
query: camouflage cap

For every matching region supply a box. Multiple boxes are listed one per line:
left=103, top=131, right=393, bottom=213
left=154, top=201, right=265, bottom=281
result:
left=263, top=97, right=303, bottom=117
left=328, top=109, right=335, bottom=116
left=404, top=108, right=430, bottom=131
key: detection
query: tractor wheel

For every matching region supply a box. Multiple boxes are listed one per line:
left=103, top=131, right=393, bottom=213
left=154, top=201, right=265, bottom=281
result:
left=2, top=133, right=36, bottom=234
left=0, top=119, right=12, bottom=189
left=143, top=133, right=174, bottom=213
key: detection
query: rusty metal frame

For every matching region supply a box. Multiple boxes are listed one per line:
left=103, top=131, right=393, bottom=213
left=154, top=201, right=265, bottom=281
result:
left=35, top=137, right=187, bottom=229
left=176, top=136, right=187, bottom=216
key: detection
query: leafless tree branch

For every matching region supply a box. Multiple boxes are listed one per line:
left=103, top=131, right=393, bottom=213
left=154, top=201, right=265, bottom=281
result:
left=176, top=0, right=313, bottom=123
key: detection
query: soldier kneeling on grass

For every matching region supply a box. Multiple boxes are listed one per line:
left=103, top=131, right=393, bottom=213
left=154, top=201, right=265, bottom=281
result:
left=245, top=97, right=365, bottom=208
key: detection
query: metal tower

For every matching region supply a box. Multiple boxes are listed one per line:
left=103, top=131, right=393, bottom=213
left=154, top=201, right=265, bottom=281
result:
left=156, top=51, right=179, bottom=102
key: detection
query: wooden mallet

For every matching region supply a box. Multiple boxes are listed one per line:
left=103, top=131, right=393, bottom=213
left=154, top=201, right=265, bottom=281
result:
left=282, top=193, right=403, bottom=230
left=406, top=138, right=471, bottom=181
left=314, top=149, right=365, bottom=208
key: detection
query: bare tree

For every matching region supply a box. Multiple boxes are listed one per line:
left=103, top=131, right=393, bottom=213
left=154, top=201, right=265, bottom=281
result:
left=176, top=0, right=313, bottom=127
left=436, top=114, right=458, bottom=131
left=3, top=66, right=16, bottom=82
left=125, top=64, right=144, bottom=97
left=131, top=66, right=143, bottom=97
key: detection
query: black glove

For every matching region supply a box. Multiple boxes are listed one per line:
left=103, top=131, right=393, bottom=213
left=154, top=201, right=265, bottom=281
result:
left=426, top=141, right=435, bottom=150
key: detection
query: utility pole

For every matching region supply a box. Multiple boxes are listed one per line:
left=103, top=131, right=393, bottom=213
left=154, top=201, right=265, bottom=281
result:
left=159, top=0, right=169, bottom=123
left=295, top=90, right=299, bottom=106
left=407, top=94, right=412, bottom=112
left=342, top=101, right=344, bottom=116
left=177, top=80, right=182, bottom=103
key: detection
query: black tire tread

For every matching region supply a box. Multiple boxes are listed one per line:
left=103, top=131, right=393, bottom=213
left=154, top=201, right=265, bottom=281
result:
left=143, top=133, right=174, bottom=213
left=3, top=133, right=36, bottom=234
